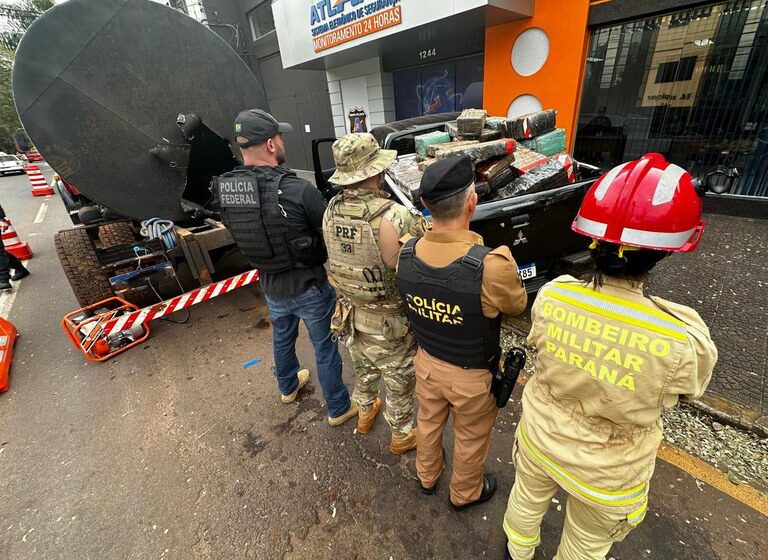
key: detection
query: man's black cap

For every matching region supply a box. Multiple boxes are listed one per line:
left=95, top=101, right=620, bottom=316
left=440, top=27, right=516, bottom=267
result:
left=418, top=155, right=475, bottom=203
left=235, top=109, right=293, bottom=148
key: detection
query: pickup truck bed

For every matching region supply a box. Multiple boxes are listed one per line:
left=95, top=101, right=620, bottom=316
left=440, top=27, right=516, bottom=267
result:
left=313, top=117, right=602, bottom=293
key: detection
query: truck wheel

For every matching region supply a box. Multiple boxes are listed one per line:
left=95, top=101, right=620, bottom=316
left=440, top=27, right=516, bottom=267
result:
left=98, top=222, right=136, bottom=247
left=54, top=228, right=114, bottom=307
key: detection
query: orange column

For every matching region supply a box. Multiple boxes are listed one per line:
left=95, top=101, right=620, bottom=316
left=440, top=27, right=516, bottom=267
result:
left=484, top=0, right=592, bottom=151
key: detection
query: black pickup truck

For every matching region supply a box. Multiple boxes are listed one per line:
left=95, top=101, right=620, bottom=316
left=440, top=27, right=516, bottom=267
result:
left=313, top=115, right=602, bottom=293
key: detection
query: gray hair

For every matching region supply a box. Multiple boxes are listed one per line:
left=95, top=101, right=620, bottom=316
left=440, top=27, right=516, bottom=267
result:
left=423, top=184, right=475, bottom=221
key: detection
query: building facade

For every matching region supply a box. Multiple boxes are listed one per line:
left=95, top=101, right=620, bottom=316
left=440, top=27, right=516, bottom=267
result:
left=272, top=0, right=768, bottom=197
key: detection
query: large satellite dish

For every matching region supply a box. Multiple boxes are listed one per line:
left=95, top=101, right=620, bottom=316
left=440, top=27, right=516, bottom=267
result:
left=13, top=0, right=268, bottom=221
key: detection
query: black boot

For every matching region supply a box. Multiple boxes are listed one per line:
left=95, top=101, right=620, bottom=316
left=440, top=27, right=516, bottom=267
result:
left=450, top=473, right=497, bottom=511
left=0, top=280, right=11, bottom=291
left=11, top=266, right=29, bottom=281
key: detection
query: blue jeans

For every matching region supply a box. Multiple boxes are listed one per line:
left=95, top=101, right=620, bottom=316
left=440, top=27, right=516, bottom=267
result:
left=266, top=282, right=350, bottom=418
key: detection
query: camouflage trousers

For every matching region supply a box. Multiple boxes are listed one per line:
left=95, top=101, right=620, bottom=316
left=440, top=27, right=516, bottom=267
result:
left=349, top=333, right=416, bottom=435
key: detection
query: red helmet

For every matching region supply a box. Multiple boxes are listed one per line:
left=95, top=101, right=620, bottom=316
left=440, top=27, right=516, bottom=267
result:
left=572, top=153, right=705, bottom=253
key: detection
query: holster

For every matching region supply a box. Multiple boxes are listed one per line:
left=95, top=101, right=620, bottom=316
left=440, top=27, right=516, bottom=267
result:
left=331, top=295, right=355, bottom=345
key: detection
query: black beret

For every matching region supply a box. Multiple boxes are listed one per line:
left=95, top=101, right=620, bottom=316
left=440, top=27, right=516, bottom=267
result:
left=418, top=155, right=475, bottom=203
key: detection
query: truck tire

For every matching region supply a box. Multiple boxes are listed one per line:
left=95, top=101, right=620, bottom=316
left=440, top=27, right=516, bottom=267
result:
left=54, top=228, right=114, bottom=307
left=98, top=222, right=136, bottom=247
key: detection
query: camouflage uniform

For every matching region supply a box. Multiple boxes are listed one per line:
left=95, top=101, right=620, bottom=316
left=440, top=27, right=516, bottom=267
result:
left=323, top=134, right=427, bottom=435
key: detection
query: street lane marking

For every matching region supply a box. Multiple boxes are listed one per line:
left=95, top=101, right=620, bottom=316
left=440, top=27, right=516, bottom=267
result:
left=34, top=202, right=48, bottom=224
left=0, top=260, right=29, bottom=320
left=657, top=443, right=767, bottom=516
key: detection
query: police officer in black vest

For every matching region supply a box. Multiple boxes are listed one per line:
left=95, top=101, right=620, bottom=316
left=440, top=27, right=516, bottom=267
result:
left=398, top=156, right=527, bottom=510
left=215, top=109, right=357, bottom=427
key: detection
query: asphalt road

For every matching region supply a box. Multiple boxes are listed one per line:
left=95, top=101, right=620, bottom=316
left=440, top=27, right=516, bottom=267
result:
left=0, top=165, right=765, bottom=560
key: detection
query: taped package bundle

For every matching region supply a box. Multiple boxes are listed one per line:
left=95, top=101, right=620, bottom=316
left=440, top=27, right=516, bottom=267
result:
left=435, top=139, right=516, bottom=163
left=554, top=153, right=576, bottom=183
left=415, top=131, right=451, bottom=157
left=505, top=109, right=557, bottom=140
left=485, top=117, right=507, bottom=130
left=427, top=140, right=478, bottom=157
left=478, top=129, right=503, bottom=142
left=386, top=157, right=423, bottom=200
left=496, top=157, right=569, bottom=200
left=511, top=145, right=549, bottom=175
left=457, top=109, right=487, bottom=138
left=522, top=128, right=567, bottom=156
left=475, top=153, right=517, bottom=195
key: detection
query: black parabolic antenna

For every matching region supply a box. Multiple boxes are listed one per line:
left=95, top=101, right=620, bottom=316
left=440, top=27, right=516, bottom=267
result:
left=13, top=0, right=267, bottom=222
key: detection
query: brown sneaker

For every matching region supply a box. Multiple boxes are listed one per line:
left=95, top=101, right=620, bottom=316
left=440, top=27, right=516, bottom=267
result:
left=357, top=398, right=382, bottom=434
left=328, top=402, right=359, bottom=427
left=281, top=369, right=310, bottom=404
left=390, top=428, right=417, bottom=455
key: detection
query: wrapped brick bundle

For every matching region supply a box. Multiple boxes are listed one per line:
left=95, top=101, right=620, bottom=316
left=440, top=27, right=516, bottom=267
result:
left=478, top=129, right=503, bottom=142
left=457, top=109, right=487, bottom=138
left=485, top=117, right=507, bottom=130
left=427, top=140, right=478, bottom=157
left=511, top=145, right=549, bottom=175
left=522, top=128, right=567, bottom=156
left=445, top=121, right=460, bottom=139
left=496, top=158, right=569, bottom=200
left=506, top=109, right=557, bottom=140
left=435, top=139, right=516, bottom=163
left=418, top=158, right=437, bottom=172
left=474, top=181, right=491, bottom=198
left=476, top=153, right=518, bottom=194
left=554, top=153, right=576, bottom=183
left=386, top=157, right=423, bottom=199
left=476, top=153, right=516, bottom=182
left=415, top=131, right=451, bottom=157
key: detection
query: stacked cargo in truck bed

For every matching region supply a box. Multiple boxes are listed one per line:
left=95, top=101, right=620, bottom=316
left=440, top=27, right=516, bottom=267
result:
left=387, top=108, right=578, bottom=204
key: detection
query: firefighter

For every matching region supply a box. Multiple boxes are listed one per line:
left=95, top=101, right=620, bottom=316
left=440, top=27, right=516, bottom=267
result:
left=215, top=109, right=356, bottom=427
left=397, top=155, right=528, bottom=509
left=322, top=133, right=426, bottom=454
left=502, top=153, right=718, bottom=559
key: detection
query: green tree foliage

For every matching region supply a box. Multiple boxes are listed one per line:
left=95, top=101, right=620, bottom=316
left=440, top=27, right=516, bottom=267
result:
left=0, top=0, right=53, bottom=152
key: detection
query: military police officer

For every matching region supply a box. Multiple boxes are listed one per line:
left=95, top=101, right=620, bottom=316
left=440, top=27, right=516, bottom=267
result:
left=323, top=133, right=426, bottom=454
left=397, top=155, right=528, bottom=509
left=215, top=109, right=356, bottom=427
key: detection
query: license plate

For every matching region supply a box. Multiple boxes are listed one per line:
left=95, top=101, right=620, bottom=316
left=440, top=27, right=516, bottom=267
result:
left=519, top=264, right=537, bottom=281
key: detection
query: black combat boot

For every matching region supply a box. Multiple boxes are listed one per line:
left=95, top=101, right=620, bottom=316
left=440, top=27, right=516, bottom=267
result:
left=11, top=265, right=29, bottom=281
left=0, top=280, right=11, bottom=291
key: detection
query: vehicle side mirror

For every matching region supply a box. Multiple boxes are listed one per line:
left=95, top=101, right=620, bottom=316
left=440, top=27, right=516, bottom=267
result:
left=693, top=166, right=738, bottom=195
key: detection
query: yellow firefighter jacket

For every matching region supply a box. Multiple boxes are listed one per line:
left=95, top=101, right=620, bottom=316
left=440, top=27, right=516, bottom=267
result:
left=519, top=275, right=717, bottom=522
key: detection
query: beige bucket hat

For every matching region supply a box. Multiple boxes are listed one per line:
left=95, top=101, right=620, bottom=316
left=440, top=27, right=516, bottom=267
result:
left=329, top=133, right=398, bottom=186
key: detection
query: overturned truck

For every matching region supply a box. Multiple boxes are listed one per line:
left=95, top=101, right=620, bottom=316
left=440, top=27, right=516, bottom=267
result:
left=13, top=0, right=269, bottom=307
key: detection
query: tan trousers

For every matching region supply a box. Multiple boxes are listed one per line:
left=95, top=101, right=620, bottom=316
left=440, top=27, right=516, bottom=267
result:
left=414, top=348, right=498, bottom=505
left=504, top=443, right=636, bottom=560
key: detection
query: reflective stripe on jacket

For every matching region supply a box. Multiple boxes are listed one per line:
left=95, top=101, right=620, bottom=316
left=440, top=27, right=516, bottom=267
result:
left=520, top=275, right=717, bottom=513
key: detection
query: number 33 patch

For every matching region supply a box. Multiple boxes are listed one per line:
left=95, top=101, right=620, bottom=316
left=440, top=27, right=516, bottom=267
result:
left=340, top=242, right=355, bottom=254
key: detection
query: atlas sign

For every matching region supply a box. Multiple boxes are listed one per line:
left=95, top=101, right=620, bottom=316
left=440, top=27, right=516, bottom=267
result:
left=310, top=0, right=402, bottom=53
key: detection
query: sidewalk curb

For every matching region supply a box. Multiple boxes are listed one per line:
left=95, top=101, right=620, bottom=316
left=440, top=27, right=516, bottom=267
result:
left=689, top=395, right=768, bottom=439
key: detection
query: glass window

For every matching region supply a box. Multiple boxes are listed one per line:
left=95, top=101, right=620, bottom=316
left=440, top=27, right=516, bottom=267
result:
left=248, top=2, right=275, bottom=41
left=393, top=54, right=484, bottom=121
left=575, top=0, right=768, bottom=197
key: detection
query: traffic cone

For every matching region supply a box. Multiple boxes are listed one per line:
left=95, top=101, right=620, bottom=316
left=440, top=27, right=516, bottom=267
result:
left=24, top=165, right=54, bottom=196
left=2, top=219, right=33, bottom=260
left=0, top=317, right=18, bottom=393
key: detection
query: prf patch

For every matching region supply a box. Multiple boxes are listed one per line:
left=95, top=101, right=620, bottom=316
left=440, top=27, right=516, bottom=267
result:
left=218, top=177, right=259, bottom=208
left=335, top=225, right=361, bottom=243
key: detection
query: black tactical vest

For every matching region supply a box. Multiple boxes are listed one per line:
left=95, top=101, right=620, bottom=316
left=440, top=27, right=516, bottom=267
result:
left=397, top=238, right=502, bottom=370
left=214, top=166, right=326, bottom=274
